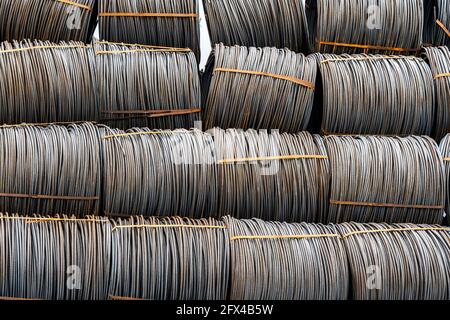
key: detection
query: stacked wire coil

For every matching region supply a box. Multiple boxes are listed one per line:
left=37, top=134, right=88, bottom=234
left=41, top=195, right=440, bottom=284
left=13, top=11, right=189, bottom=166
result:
left=98, top=0, right=200, bottom=60
left=102, top=128, right=329, bottom=223
left=109, top=216, right=229, bottom=300
left=439, top=134, right=450, bottom=225
left=310, top=0, right=424, bottom=55
left=316, top=54, right=435, bottom=135
left=202, top=44, right=317, bottom=132
left=1, top=213, right=450, bottom=300
left=95, top=41, right=201, bottom=130
left=0, top=123, right=102, bottom=217
left=424, top=0, right=450, bottom=47
left=203, top=0, right=311, bottom=53
left=224, top=216, right=348, bottom=300
left=423, top=46, right=450, bottom=140
left=0, top=0, right=97, bottom=43
left=0, top=40, right=98, bottom=124
left=324, top=135, right=445, bottom=224
left=0, top=214, right=112, bottom=300
left=336, top=223, right=450, bottom=300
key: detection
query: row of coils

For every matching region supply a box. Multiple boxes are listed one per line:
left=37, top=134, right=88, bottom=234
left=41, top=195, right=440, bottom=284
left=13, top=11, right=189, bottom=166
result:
left=0, top=41, right=449, bottom=138
left=0, top=122, right=449, bottom=226
left=0, top=0, right=448, bottom=57
left=0, top=214, right=448, bottom=300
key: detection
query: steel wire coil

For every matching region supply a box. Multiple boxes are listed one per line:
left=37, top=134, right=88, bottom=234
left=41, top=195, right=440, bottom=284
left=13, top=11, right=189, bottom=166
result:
left=0, top=213, right=112, bottom=300
left=316, top=53, right=435, bottom=135
left=423, top=46, right=450, bottom=140
left=202, top=44, right=317, bottom=132
left=324, top=135, right=446, bottom=224
left=336, top=222, right=450, bottom=300
left=95, top=41, right=201, bottom=130
left=98, top=0, right=200, bottom=60
left=0, top=40, right=98, bottom=124
left=203, top=0, right=311, bottom=53
left=439, top=134, right=450, bottom=225
left=308, top=0, right=423, bottom=55
left=224, top=216, right=348, bottom=300
left=424, top=0, right=450, bottom=47
left=0, top=0, right=97, bottom=43
left=0, top=123, right=102, bottom=217
left=109, top=216, right=229, bottom=300
left=102, top=128, right=329, bottom=222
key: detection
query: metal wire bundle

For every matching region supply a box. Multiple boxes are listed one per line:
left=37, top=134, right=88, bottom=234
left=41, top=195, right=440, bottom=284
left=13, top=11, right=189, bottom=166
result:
left=109, top=216, right=229, bottom=300
left=324, top=135, right=445, bottom=224
left=439, top=134, right=450, bottom=225
left=202, top=44, right=317, bottom=132
left=0, top=123, right=102, bottom=216
left=224, top=216, right=348, bottom=300
left=0, top=214, right=112, bottom=300
left=102, top=128, right=329, bottom=222
left=336, top=223, right=450, bottom=300
left=102, top=128, right=218, bottom=218
left=0, top=40, right=98, bottom=124
left=310, top=0, right=423, bottom=55
left=98, top=0, right=200, bottom=60
left=203, top=0, right=311, bottom=53
left=316, top=54, right=435, bottom=135
left=424, top=0, right=450, bottom=46
left=212, top=129, right=329, bottom=222
left=0, top=0, right=97, bottom=43
left=95, top=41, right=201, bottom=130
left=423, top=46, right=450, bottom=140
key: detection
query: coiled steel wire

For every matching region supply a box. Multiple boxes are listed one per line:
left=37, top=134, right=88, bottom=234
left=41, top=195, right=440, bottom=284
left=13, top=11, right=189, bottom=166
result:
left=0, top=0, right=97, bottom=43
left=424, top=0, right=450, bottom=47
left=316, top=54, right=435, bottom=135
left=109, top=216, right=229, bottom=300
left=102, top=128, right=329, bottom=222
left=95, top=41, right=201, bottom=130
left=324, top=135, right=445, bottom=224
left=98, top=0, right=200, bottom=60
left=424, top=46, right=450, bottom=140
left=224, top=216, right=348, bottom=300
left=309, top=0, right=423, bottom=55
left=202, top=44, right=317, bottom=132
left=0, top=40, right=98, bottom=124
left=203, top=0, right=311, bottom=53
left=439, top=134, right=450, bottom=226
left=336, top=223, right=450, bottom=300
left=0, top=214, right=112, bottom=300
left=0, top=123, right=102, bottom=217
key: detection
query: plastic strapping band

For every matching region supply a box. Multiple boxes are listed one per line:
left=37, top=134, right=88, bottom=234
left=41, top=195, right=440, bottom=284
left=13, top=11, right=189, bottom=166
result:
left=101, top=109, right=201, bottom=118
left=230, top=234, right=341, bottom=241
left=317, top=40, right=420, bottom=53
left=96, top=48, right=191, bottom=54
left=0, top=44, right=89, bottom=54
left=218, top=155, right=327, bottom=164
left=99, top=12, right=198, bottom=18
left=436, top=19, right=450, bottom=38
left=342, top=227, right=450, bottom=239
left=434, top=73, right=450, bottom=79
left=109, top=295, right=149, bottom=301
left=213, top=68, right=315, bottom=90
left=0, top=193, right=99, bottom=201
left=330, top=200, right=444, bottom=210
left=112, top=224, right=226, bottom=232
left=55, top=0, right=92, bottom=11
left=320, top=56, right=419, bottom=64
left=0, top=296, right=43, bottom=301
left=0, top=216, right=107, bottom=223
left=0, top=121, right=96, bottom=128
